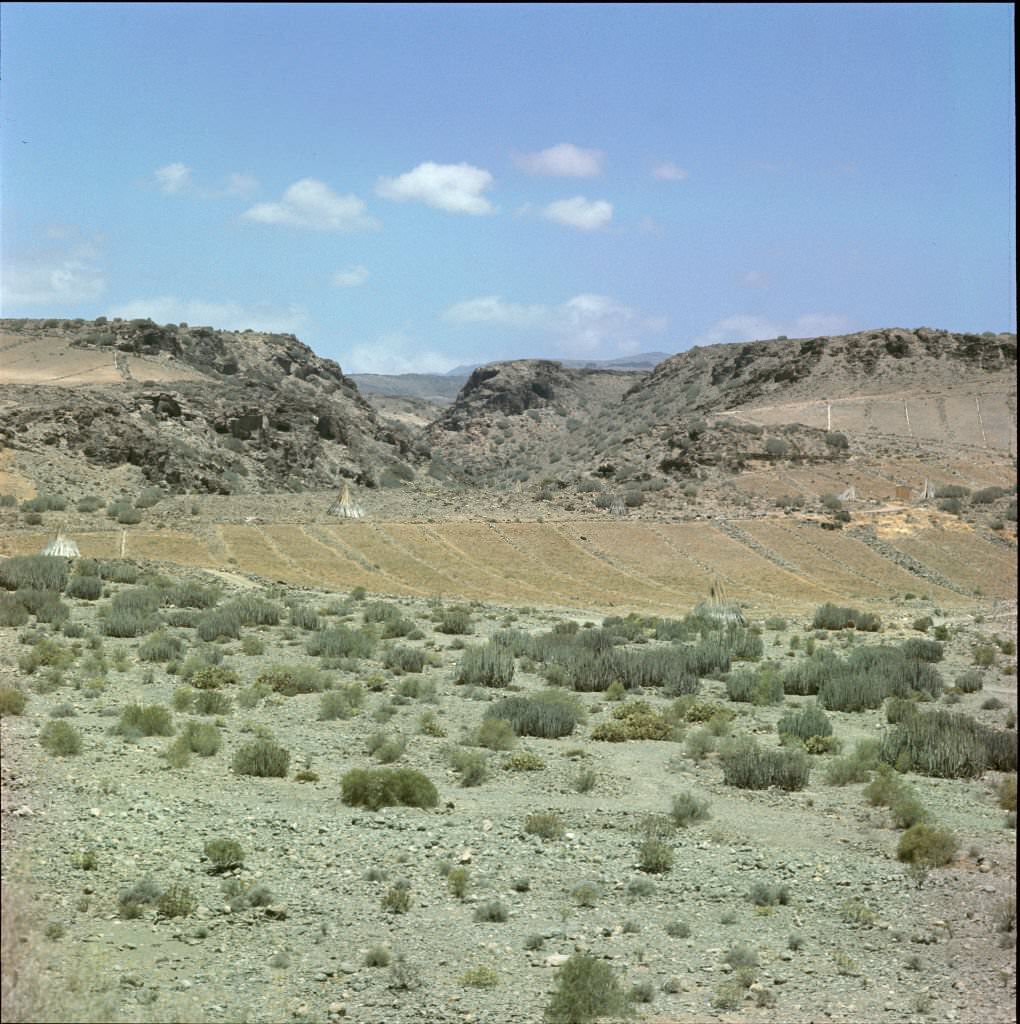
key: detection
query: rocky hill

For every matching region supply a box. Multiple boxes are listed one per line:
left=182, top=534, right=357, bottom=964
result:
left=0, top=318, right=419, bottom=497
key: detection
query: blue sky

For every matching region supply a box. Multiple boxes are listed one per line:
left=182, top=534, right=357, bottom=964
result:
left=1, top=3, right=1014, bottom=372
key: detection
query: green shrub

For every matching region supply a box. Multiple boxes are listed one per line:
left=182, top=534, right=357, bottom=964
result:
left=190, top=665, right=238, bottom=689
left=777, top=704, right=832, bottom=742
left=880, top=708, right=1016, bottom=777
left=367, top=731, right=407, bottom=764
left=901, top=637, right=943, bottom=663
left=116, top=703, right=174, bottom=738
left=383, top=645, right=427, bottom=673
left=449, top=748, right=488, bottom=786
left=455, top=642, right=515, bottom=687
left=166, top=581, right=220, bottom=608
left=637, top=833, right=674, bottom=874
left=719, top=736, right=810, bottom=791
left=0, top=687, right=28, bottom=716
left=0, top=555, right=69, bottom=592
left=897, top=824, right=958, bottom=867
left=319, top=689, right=357, bottom=720
left=485, top=690, right=583, bottom=738
left=99, top=561, right=139, bottom=583
left=225, top=595, right=281, bottom=626
left=749, top=881, right=791, bottom=907
left=474, top=899, right=508, bottom=923
left=256, top=663, right=325, bottom=695
left=204, top=839, right=244, bottom=871
left=504, top=749, right=546, bottom=772
left=544, top=953, right=632, bottom=1024
left=233, top=738, right=291, bottom=777
left=824, top=739, right=881, bottom=785
left=21, top=493, right=66, bottom=513
left=193, top=690, right=231, bottom=715
left=0, top=594, right=30, bottom=626
left=726, top=666, right=784, bottom=705
left=39, top=720, right=82, bottom=756
left=180, top=720, right=221, bottom=756
left=65, top=575, right=103, bottom=601
left=812, top=603, right=881, bottom=632
left=475, top=717, right=517, bottom=751
left=138, top=630, right=185, bottom=662
left=447, top=866, right=470, bottom=899
left=195, top=607, right=243, bottom=642
left=524, top=812, right=565, bottom=840
left=339, top=767, right=438, bottom=809
left=157, top=884, right=195, bottom=918
left=135, top=486, right=164, bottom=509
left=76, top=495, right=104, bottom=513
left=670, top=791, right=711, bottom=827
left=306, top=625, right=375, bottom=660
left=436, top=606, right=473, bottom=635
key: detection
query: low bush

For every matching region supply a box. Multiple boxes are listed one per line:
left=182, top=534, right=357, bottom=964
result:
left=256, top=663, right=326, bottom=696
left=233, top=738, right=291, bottom=777
left=116, top=703, right=174, bottom=738
left=190, top=665, right=239, bottom=689
left=138, top=630, right=185, bottom=663
left=474, top=899, right=509, bottom=923
left=455, top=642, right=515, bottom=687
left=524, top=812, right=565, bottom=840
left=39, top=720, right=82, bottom=756
left=367, top=731, right=407, bottom=764
left=880, top=708, right=1017, bottom=777
left=897, top=824, right=958, bottom=867
left=485, top=690, right=583, bottom=738
left=475, top=717, right=517, bottom=751
left=449, top=748, right=488, bottom=786
left=383, top=645, right=427, bottom=673
left=749, top=881, right=791, bottom=907
left=0, top=687, right=28, bottom=716
left=306, top=625, right=375, bottom=660
left=435, top=606, right=473, bottom=635
left=0, top=555, right=69, bottom=592
left=180, top=720, right=221, bottom=756
left=670, top=791, right=711, bottom=827
left=726, top=666, right=784, bottom=705
left=719, top=736, right=810, bottom=791
left=777, top=705, right=833, bottom=742
left=65, top=575, right=103, bottom=601
left=339, top=767, right=438, bottom=809
left=204, top=839, right=244, bottom=872
left=812, top=603, right=881, bottom=632
left=544, top=953, right=631, bottom=1024
left=0, top=595, right=30, bottom=627
left=193, top=690, right=231, bottom=716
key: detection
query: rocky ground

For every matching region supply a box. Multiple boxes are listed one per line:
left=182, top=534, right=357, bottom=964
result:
left=1, top=566, right=1016, bottom=1024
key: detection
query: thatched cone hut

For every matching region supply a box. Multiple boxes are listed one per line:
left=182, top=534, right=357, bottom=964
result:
left=327, top=482, right=364, bottom=519
left=40, top=532, right=80, bottom=558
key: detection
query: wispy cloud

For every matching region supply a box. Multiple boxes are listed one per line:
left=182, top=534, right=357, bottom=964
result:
left=243, top=179, right=379, bottom=231
left=153, top=164, right=260, bottom=199
left=696, top=312, right=852, bottom=345
left=332, top=265, right=370, bottom=288
left=376, top=162, right=495, bottom=215
left=444, top=292, right=665, bottom=358
left=514, top=143, right=603, bottom=177
left=741, top=271, right=771, bottom=289
left=343, top=332, right=461, bottom=374
left=652, top=162, right=689, bottom=181
left=1, top=237, right=105, bottom=308
left=154, top=162, right=193, bottom=195
left=542, top=196, right=613, bottom=231
left=107, top=297, right=309, bottom=335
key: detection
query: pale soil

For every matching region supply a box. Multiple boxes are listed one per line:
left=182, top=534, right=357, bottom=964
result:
left=1, top=572, right=1016, bottom=1024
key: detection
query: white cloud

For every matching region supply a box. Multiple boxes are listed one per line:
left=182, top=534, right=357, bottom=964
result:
left=652, top=162, right=689, bottom=181
left=443, top=295, right=548, bottom=328
left=444, top=292, right=665, bottom=359
left=1, top=240, right=105, bottom=308
left=696, top=313, right=852, bottom=345
left=376, top=162, right=495, bottom=215
left=515, top=143, right=604, bottom=177
left=222, top=173, right=260, bottom=199
left=542, top=196, right=613, bottom=231
left=332, top=265, right=370, bottom=288
left=153, top=164, right=260, bottom=199
left=154, top=162, right=193, bottom=194
left=344, top=333, right=461, bottom=375
left=741, top=271, right=771, bottom=289
left=107, top=297, right=309, bottom=335
left=243, top=179, right=379, bottom=231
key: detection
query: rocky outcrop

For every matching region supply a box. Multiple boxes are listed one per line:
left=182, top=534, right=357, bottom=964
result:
left=0, top=318, right=417, bottom=494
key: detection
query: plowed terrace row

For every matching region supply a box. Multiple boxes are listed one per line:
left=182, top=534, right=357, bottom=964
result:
left=2, top=517, right=1014, bottom=614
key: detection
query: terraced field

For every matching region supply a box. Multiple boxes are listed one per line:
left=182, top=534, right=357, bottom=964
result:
left=1, top=513, right=1013, bottom=615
